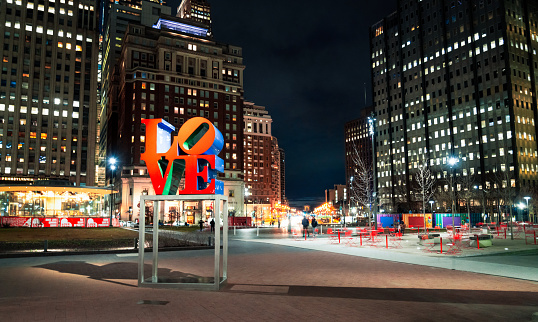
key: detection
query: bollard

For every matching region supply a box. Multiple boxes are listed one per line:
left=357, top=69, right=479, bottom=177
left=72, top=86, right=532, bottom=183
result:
left=338, top=231, right=341, bottom=243
left=234, top=226, right=236, bottom=236
left=477, top=236, right=480, bottom=249
left=44, top=240, right=48, bottom=252
left=134, top=238, right=138, bottom=250
left=505, top=229, right=507, bottom=239
left=535, top=231, right=537, bottom=245
left=305, top=229, right=307, bottom=241
left=360, top=233, right=362, bottom=246
left=440, top=237, right=443, bottom=254
left=257, top=226, right=259, bottom=236
left=320, top=226, right=323, bottom=235
left=386, top=235, right=388, bottom=249
left=208, top=236, right=212, bottom=246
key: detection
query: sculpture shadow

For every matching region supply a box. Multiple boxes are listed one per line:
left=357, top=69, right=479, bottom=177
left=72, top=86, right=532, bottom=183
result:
left=35, top=261, right=208, bottom=287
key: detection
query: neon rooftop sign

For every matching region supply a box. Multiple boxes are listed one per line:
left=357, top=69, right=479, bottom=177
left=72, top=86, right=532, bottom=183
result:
left=153, top=18, right=209, bottom=37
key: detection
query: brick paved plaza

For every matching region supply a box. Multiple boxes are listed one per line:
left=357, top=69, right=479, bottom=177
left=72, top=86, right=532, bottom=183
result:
left=0, top=229, right=537, bottom=321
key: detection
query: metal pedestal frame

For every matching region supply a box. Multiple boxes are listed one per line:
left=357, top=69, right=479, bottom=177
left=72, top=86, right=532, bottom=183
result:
left=137, top=194, right=228, bottom=290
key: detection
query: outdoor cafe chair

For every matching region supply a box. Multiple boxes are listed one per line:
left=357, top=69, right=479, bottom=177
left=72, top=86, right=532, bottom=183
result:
left=327, top=228, right=339, bottom=244
left=421, top=234, right=436, bottom=253
left=446, top=234, right=462, bottom=255
left=367, top=230, right=381, bottom=247
left=344, top=230, right=356, bottom=247
left=389, top=235, right=402, bottom=248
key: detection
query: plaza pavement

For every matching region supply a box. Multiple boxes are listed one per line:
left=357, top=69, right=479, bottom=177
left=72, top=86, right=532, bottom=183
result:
left=0, top=228, right=537, bottom=321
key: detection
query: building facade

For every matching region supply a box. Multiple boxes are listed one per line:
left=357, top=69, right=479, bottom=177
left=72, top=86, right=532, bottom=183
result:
left=0, top=0, right=98, bottom=186
left=110, top=7, right=245, bottom=223
left=371, top=0, right=538, bottom=213
left=243, top=101, right=281, bottom=223
left=344, top=106, right=374, bottom=190
left=99, top=0, right=168, bottom=186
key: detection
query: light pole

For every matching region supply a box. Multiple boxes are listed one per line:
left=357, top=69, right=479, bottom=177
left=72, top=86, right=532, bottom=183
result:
left=448, top=157, right=459, bottom=231
left=244, top=188, right=250, bottom=226
left=368, top=113, right=377, bottom=229
left=109, top=157, right=117, bottom=227
left=524, top=196, right=531, bottom=222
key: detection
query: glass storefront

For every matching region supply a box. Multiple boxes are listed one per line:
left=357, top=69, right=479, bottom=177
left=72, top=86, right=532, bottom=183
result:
left=0, top=185, right=110, bottom=218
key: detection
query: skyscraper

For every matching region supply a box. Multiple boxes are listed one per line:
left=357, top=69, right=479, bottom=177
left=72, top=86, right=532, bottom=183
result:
left=99, top=0, right=169, bottom=186
left=0, top=0, right=98, bottom=185
left=370, top=0, right=538, bottom=213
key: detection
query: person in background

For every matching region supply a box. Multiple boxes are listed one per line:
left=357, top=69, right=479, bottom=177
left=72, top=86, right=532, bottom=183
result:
left=199, top=219, right=204, bottom=231
left=210, top=218, right=215, bottom=233
left=311, top=216, right=318, bottom=235
left=399, top=221, right=406, bottom=236
left=302, top=216, right=310, bottom=237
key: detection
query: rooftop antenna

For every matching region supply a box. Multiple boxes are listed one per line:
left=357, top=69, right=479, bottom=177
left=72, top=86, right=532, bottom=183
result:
left=363, top=83, right=367, bottom=108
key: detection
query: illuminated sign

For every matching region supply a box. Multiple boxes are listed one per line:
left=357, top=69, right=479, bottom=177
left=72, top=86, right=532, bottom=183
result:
left=141, top=117, right=224, bottom=196
left=153, top=18, right=209, bottom=37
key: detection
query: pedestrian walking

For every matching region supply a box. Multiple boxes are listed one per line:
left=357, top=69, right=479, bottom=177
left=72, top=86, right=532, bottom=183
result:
left=210, top=218, right=215, bottom=233
left=311, top=217, right=318, bottom=235
left=399, top=221, right=406, bottom=236
left=302, top=216, right=310, bottom=237
left=199, top=219, right=204, bottom=231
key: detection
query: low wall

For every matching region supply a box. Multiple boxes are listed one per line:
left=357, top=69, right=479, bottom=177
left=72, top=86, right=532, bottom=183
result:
left=1, top=216, right=120, bottom=228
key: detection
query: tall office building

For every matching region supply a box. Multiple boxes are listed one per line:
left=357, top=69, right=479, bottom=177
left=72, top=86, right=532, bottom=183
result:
left=0, top=0, right=98, bottom=185
left=344, top=106, right=374, bottom=192
left=99, top=0, right=168, bottom=186
left=176, top=0, right=211, bottom=33
left=243, top=101, right=281, bottom=220
left=112, top=8, right=245, bottom=222
left=370, top=0, right=538, bottom=212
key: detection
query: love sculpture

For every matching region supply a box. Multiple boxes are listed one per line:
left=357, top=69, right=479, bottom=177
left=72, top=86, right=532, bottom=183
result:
left=140, top=117, right=224, bottom=196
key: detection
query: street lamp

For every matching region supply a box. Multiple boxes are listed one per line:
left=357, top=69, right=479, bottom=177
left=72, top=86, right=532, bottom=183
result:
left=109, top=157, right=117, bottom=227
left=368, top=113, right=377, bottom=229
left=448, top=156, right=459, bottom=231
left=524, top=196, right=531, bottom=222
left=244, top=188, right=250, bottom=226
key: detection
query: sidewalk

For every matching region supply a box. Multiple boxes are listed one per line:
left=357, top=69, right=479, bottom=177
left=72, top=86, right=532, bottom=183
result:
left=237, top=229, right=538, bottom=282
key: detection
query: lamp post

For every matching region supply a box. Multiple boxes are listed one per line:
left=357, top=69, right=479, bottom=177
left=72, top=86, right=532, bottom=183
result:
left=109, top=157, right=117, bottom=227
left=524, top=196, right=531, bottom=222
left=448, top=157, right=459, bottom=231
left=244, top=188, right=250, bottom=226
left=368, top=113, right=377, bottom=229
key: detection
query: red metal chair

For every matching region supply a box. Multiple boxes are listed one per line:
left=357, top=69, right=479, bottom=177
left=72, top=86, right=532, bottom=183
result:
left=446, top=234, right=462, bottom=255
left=327, top=228, right=339, bottom=244
left=344, top=230, right=356, bottom=247
left=389, top=235, right=402, bottom=248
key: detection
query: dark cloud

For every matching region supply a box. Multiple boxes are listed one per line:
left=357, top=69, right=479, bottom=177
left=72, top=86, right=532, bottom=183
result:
left=168, top=0, right=397, bottom=207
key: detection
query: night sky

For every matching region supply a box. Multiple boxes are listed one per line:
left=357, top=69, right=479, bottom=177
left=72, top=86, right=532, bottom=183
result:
left=169, top=0, right=397, bottom=207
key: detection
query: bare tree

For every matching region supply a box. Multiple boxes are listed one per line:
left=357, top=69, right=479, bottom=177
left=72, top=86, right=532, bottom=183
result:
left=413, top=159, right=436, bottom=232
left=493, top=161, right=517, bottom=239
left=458, top=173, right=476, bottom=231
left=349, top=144, right=374, bottom=228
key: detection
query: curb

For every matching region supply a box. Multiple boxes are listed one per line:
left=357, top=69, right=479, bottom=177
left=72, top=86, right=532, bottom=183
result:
left=0, top=245, right=214, bottom=259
